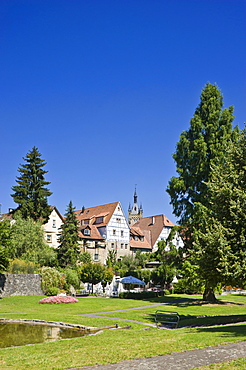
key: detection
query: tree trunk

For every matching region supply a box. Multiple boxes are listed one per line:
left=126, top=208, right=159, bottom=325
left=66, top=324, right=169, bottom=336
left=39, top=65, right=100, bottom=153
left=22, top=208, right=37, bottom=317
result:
left=203, top=287, right=217, bottom=303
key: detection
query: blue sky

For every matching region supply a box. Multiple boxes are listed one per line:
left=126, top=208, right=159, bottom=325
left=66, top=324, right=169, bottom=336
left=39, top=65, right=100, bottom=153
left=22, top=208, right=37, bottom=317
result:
left=1, top=0, right=245, bottom=222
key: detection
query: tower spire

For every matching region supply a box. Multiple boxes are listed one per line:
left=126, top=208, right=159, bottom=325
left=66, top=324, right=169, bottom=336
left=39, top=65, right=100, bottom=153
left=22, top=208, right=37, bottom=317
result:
left=128, top=186, right=143, bottom=226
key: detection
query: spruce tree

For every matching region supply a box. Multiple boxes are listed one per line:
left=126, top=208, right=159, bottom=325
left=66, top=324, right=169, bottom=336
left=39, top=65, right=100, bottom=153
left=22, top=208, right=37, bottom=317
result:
left=167, top=83, right=238, bottom=301
left=11, top=147, right=52, bottom=223
left=167, top=83, right=236, bottom=226
left=57, top=201, right=81, bottom=268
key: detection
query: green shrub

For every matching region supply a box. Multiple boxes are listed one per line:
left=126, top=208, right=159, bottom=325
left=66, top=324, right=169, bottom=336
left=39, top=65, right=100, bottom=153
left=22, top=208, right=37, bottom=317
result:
left=8, top=259, right=36, bottom=274
left=62, top=268, right=80, bottom=291
left=40, top=266, right=61, bottom=295
left=45, top=286, right=60, bottom=296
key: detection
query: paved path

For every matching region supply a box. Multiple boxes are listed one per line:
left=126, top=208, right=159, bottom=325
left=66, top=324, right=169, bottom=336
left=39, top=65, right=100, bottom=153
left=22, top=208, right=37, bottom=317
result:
left=79, top=301, right=184, bottom=327
left=65, top=341, right=246, bottom=370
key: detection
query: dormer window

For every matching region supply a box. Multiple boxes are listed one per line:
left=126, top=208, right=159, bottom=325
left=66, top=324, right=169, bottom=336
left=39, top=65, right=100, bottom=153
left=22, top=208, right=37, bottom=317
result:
left=140, top=236, right=144, bottom=242
left=83, top=219, right=89, bottom=225
left=95, top=217, right=103, bottom=224
left=83, top=229, right=90, bottom=236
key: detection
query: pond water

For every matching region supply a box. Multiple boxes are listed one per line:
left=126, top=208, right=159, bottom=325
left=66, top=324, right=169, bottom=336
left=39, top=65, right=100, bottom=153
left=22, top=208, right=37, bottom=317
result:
left=0, top=321, right=94, bottom=348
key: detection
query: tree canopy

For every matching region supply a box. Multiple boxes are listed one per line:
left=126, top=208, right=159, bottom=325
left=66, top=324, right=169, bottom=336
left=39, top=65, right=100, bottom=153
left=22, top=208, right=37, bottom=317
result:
left=9, top=213, right=57, bottom=266
left=11, top=147, right=52, bottom=223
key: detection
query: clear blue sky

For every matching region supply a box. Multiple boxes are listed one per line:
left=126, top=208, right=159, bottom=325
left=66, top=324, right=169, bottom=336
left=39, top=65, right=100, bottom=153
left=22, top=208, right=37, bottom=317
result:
left=1, top=0, right=245, bottom=222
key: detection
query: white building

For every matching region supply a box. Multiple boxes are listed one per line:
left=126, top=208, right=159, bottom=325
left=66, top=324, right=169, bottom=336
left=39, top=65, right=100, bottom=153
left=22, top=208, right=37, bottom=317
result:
left=75, top=202, right=130, bottom=264
left=43, top=207, right=64, bottom=249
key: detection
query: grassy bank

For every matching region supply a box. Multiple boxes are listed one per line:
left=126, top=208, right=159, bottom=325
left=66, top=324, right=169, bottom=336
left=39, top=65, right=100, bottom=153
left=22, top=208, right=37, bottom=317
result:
left=0, top=294, right=245, bottom=370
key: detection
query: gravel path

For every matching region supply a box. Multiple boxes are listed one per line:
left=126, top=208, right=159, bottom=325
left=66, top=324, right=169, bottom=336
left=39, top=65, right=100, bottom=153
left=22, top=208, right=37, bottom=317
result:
left=65, top=341, right=246, bottom=370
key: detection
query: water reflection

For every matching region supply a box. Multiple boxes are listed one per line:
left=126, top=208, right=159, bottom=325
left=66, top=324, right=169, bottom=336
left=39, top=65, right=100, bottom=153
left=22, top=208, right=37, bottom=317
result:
left=0, top=322, right=92, bottom=348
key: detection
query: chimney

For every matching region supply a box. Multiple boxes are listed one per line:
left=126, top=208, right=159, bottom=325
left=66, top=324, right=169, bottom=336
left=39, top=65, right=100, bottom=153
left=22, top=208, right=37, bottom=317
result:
left=152, top=216, right=155, bottom=224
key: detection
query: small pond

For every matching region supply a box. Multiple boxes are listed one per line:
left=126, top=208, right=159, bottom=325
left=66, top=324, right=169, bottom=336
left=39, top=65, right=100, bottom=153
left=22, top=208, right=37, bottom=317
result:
left=0, top=320, right=96, bottom=348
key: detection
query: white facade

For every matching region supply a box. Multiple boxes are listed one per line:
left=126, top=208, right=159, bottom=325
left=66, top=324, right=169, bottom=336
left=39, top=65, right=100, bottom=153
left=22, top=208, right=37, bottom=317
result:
left=106, top=202, right=130, bottom=259
left=43, top=207, right=63, bottom=249
left=153, top=227, right=184, bottom=252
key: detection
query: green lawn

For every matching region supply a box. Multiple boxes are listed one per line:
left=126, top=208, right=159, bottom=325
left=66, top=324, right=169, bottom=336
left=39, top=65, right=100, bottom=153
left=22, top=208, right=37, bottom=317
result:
left=0, top=294, right=246, bottom=370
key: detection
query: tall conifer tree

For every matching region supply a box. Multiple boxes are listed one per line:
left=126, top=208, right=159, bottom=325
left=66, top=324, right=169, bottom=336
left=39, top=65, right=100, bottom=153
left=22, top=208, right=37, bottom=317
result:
left=57, top=201, right=81, bottom=268
left=11, top=147, right=52, bottom=223
left=167, top=83, right=238, bottom=301
left=167, top=83, right=236, bottom=226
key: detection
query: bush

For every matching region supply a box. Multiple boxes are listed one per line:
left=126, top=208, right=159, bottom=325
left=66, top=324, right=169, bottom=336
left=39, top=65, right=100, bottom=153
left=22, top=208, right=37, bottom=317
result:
left=8, top=259, right=36, bottom=274
left=40, top=266, right=61, bottom=295
left=62, top=268, right=81, bottom=291
left=45, top=286, right=60, bottom=296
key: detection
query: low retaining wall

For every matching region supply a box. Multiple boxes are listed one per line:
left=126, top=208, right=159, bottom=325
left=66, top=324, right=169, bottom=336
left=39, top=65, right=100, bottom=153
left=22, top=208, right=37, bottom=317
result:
left=0, top=274, right=43, bottom=297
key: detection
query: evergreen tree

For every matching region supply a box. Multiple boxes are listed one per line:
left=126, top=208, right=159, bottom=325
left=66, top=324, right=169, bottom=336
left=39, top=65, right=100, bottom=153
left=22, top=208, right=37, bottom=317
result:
left=193, top=128, right=246, bottom=300
left=11, top=147, right=52, bottom=223
left=167, top=83, right=238, bottom=301
left=57, top=201, right=81, bottom=268
left=167, top=83, right=236, bottom=227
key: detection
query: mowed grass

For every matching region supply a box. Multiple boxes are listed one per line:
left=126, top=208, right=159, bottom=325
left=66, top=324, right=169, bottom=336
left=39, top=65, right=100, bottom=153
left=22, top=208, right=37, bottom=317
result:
left=193, top=357, right=246, bottom=369
left=0, top=294, right=246, bottom=370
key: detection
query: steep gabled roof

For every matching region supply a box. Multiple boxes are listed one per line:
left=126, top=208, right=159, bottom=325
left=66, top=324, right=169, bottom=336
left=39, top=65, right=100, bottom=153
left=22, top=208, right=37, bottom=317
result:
left=50, top=206, right=64, bottom=221
left=131, top=214, right=175, bottom=247
left=75, top=202, right=119, bottom=227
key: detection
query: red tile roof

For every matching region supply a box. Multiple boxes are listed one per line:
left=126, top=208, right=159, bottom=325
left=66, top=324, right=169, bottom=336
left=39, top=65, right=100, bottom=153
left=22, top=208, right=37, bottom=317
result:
left=75, top=202, right=119, bottom=227
left=131, top=214, right=175, bottom=248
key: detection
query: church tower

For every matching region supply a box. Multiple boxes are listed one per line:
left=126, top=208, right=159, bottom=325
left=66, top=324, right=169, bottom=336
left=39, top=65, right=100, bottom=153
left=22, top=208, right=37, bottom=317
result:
left=128, top=187, right=143, bottom=226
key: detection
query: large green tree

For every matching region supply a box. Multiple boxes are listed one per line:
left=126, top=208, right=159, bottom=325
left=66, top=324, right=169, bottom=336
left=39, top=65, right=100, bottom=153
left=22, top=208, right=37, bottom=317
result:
left=167, top=83, right=239, bottom=301
left=9, top=213, right=57, bottom=266
left=11, top=147, right=52, bottom=223
left=80, top=262, right=106, bottom=293
left=193, top=129, right=246, bottom=300
left=167, top=83, right=236, bottom=227
left=57, top=201, right=81, bottom=268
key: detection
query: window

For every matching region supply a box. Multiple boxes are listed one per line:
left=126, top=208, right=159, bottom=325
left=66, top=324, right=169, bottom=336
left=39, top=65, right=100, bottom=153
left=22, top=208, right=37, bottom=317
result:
left=52, top=220, right=56, bottom=228
left=95, top=217, right=103, bottom=224
left=116, top=218, right=121, bottom=223
left=113, top=229, right=116, bottom=236
left=111, top=243, right=114, bottom=249
left=134, top=235, right=138, bottom=241
left=121, top=230, right=124, bottom=237
left=47, top=234, right=52, bottom=243
left=121, top=243, right=124, bottom=249
left=140, top=236, right=144, bottom=242
left=94, top=254, right=99, bottom=261
left=125, top=244, right=128, bottom=249
left=84, top=229, right=90, bottom=236
left=83, top=219, right=89, bottom=225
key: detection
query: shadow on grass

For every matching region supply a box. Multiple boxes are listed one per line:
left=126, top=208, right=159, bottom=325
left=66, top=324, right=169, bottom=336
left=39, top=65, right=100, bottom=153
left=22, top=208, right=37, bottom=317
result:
left=147, top=313, right=246, bottom=329
left=196, top=323, right=246, bottom=338
left=142, top=295, right=245, bottom=307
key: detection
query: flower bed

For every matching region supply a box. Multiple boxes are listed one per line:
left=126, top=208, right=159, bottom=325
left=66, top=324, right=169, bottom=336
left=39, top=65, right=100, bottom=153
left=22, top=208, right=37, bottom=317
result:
left=39, top=296, right=79, bottom=304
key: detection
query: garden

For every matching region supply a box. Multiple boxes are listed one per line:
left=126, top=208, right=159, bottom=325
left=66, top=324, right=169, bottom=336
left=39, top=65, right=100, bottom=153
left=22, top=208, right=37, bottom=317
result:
left=0, top=293, right=246, bottom=370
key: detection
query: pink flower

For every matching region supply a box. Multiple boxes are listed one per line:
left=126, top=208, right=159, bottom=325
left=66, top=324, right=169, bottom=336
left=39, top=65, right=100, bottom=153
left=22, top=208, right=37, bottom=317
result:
left=39, top=296, right=79, bottom=304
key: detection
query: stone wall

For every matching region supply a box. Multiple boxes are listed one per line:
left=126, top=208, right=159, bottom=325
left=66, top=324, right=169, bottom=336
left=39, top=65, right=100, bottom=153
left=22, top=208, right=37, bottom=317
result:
left=0, top=274, right=43, bottom=297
